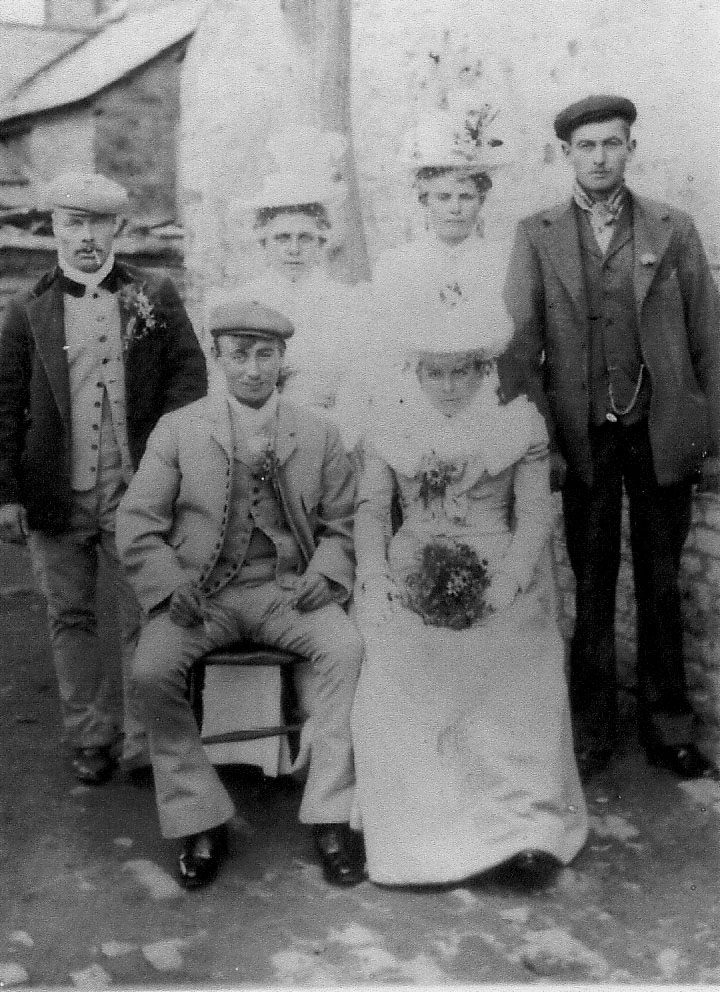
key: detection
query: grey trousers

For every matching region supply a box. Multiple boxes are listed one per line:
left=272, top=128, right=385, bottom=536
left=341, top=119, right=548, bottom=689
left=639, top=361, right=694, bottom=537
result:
left=29, top=480, right=147, bottom=765
left=131, top=580, right=363, bottom=839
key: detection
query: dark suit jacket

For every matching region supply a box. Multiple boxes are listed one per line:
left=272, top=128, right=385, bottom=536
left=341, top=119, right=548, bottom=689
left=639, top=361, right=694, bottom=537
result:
left=503, top=193, right=720, bottom=486
left=0, top=261, right=208, bottom=533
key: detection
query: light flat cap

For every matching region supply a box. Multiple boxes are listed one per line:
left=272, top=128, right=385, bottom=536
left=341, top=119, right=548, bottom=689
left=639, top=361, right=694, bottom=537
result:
left=44, top=171, right=129, bottom=214
left=554, top=95, right=637, bottom=142
left=209, top=298, right=295, bottom=340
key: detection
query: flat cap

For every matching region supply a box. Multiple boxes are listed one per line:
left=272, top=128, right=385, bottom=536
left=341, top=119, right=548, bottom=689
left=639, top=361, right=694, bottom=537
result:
left=554, top=95, right=637, bottom=142
left=208, top=298, right=295, bottom=340
left=44, top=171, right=129, bottom=215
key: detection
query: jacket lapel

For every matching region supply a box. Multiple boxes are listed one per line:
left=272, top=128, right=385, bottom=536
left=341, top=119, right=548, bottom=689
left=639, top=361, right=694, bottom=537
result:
left=542, top=201, right=589, bottom=319
left=26, top=281, right=71, bottom=431
left=205, top=391, right=234, bottom=460
left=274, top=400, right=298, bottom=466
left=631, top=195, right=673, bottom=320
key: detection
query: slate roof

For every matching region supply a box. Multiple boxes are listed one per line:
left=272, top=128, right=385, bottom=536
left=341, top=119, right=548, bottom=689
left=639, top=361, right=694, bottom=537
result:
left=0, top=0, right=204, bottom=126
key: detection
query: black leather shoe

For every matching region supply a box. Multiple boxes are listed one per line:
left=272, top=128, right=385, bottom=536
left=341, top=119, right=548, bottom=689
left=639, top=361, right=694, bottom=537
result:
left=178, top=823, right=229, bottom=889
left=502, top=850, right=562, bottom=890
left=71, top=747, right=115, bottom=785
left=312, top=824, right=365, bottom=887
left=645, top=742, right=718, bottom=779
left=575, top=746, right=614, bottom=782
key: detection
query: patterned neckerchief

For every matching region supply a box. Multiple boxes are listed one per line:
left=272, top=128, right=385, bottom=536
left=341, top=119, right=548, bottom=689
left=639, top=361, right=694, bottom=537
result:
left=573, top=182, right=627, bottom=251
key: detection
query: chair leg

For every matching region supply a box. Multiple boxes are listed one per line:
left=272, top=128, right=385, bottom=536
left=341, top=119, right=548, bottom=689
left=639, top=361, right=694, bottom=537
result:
left=280, top=666, right=302, bottom=762
left=187, top=661, right=206, bottom=733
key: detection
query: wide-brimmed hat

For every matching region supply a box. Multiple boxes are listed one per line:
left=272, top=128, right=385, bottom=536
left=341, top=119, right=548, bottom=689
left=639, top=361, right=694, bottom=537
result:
left=403, top=100, right=508, bottom=175
left=389, top=284, right=513, bottom=362
left=238, top=170, right=346, bottom=212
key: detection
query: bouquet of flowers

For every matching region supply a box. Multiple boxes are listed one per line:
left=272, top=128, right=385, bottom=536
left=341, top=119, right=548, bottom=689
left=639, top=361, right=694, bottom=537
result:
left=404, top=538, right=491, bottom=629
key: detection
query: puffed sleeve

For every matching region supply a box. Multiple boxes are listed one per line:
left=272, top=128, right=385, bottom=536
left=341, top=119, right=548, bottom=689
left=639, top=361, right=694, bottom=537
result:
left=499, top=405, right=555, bottom=590
left=354, top=446, right=396, bottom=580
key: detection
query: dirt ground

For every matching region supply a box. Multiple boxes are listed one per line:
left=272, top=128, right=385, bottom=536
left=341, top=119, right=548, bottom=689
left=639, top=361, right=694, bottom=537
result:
left=1, top=544, right=719, bottom=988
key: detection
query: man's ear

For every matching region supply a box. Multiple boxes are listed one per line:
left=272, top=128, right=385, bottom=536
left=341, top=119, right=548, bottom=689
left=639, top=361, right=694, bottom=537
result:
left=560, top=141, right=572, bottom=160
left=114, top=216, right=126, bottom=238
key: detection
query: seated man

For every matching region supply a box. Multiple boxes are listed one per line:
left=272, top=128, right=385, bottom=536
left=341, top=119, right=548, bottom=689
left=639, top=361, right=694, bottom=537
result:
left=116, top=299, right=365, bottom=889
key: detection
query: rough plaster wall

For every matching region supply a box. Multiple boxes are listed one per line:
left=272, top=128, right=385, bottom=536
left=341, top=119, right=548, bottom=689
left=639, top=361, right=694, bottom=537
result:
left=351, top=0, right=720, bottom=264
left=0, top=25, right=85, bottom=103
left=94, top=47, right=184, bottom=221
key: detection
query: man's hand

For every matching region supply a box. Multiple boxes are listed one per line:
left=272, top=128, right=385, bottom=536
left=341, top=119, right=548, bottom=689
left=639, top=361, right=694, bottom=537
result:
left=549, top=451, right=567, bottom=492
left=0, top=503, right=29, bottom=544
left=289, top=572, right=335, bottom=613
left=169, top=582, right=206, bottom=627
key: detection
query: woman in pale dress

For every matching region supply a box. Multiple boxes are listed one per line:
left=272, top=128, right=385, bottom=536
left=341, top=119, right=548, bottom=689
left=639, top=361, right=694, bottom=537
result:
left=237, top=168, right=367, bottom=449
left=351, top=294, right=588, bottom=888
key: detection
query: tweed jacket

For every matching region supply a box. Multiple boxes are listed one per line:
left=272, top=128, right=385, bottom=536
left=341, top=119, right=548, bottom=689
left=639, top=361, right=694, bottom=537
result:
left=0, top=262, right=207, bottom=533
left=116, top=391, right=357, bottom=615
left=503, top=193, right=720, bottom=486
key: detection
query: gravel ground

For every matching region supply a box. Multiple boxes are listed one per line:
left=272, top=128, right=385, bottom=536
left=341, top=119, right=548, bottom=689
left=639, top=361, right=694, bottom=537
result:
left=1, top=545, right=719, bottom=988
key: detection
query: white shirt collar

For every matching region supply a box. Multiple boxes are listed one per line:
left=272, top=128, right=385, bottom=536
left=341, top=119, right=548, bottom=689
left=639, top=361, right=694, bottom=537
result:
left=227, top=389, right=279, bottom=438
left=58, top=251, right=116, bottom=290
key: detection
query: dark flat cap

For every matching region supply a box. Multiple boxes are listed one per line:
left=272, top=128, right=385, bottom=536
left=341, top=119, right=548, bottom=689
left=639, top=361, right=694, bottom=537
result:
left=208, top=298, right=294, bottom=340
left=554, top=95, right=637, bottom=141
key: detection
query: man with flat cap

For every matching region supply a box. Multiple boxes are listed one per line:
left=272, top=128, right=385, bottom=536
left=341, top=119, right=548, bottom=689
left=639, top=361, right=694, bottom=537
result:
left=504, top=95, right=720, bottom=781
left=116, top=299, right=365, bottom=889
left=0, top=172, right=207, bottom=785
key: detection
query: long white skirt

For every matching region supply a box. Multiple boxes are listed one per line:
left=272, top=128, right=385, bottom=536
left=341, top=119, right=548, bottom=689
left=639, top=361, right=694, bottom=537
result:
left=351, top=553, right=588, bottom=886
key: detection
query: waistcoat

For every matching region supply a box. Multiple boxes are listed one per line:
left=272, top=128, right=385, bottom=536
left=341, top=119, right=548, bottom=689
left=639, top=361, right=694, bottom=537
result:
left=578, top=202, right=651, bottom=426
left=202, top=412, right=304, bottom=596
left=64, top=288, right=132, bottom=490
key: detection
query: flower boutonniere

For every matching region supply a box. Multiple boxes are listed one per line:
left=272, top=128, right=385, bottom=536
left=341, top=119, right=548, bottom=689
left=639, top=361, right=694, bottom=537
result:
left=255, top=440, right=282, bottom=498
left=640, top=252, right=657, bottom=267
left=118, top=282, right=163, bottom=353
left=418, top=452, right=465, bottom=508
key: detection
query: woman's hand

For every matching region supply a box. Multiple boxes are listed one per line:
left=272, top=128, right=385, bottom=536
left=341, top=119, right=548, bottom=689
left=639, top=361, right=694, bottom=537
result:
left=486, top=570, right=519, bottom=613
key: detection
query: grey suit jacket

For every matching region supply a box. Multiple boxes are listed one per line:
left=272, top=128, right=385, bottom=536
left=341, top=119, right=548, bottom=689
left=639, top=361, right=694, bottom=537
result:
left=503, top=193, right=720, bottom=486
left=116, top=391, right=357, bottom=614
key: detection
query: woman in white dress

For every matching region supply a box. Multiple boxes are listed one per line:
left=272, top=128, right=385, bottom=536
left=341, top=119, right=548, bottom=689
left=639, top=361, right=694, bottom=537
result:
left=351, top=295, right=588, bottom=888
left=238, top=171, right=367, bottom=448
left=370, top=104, right=524, bottom=406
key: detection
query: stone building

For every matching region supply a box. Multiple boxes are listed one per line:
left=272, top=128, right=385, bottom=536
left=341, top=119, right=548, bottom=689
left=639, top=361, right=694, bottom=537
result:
left=0, top=0, right=203, bottom=316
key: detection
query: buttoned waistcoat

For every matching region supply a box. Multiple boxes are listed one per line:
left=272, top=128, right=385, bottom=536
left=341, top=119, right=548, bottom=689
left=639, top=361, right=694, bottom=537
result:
left=503, top=193, right=720, bottom=486
left=116, top=392, right=357, bottom=616
left=0, top=263, right=208, bottom=533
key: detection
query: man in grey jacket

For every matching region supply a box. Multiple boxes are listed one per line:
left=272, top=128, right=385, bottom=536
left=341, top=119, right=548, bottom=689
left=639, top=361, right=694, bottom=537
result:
left=117, top=299, right=364, bottom=889
left=504, top=95, right=720, bottom=781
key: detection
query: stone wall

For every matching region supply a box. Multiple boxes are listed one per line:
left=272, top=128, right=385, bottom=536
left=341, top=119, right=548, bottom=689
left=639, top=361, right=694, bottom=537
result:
left=552, top=487, right=720, bottom=761
left=95, top=42, right=186, bottom=222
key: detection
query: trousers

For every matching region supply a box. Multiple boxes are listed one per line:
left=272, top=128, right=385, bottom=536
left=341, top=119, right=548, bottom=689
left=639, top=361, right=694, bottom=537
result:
left=562, top=419, right=693, bottom=750
left=131, top=579, right=363, bottom=839
left=28, top=467, right=146, bottom=764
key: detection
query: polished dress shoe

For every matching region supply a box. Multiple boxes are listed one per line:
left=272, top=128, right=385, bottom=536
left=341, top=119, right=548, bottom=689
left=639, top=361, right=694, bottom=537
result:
left=71, top=747, right=115, bottom=785
left=644, top=741, right=718, bottom=779
left=503, top=850, right=562, bottom=890
left=575, top=746, right=614, bottom=782
left=312, top=823, right=365, bottom=887
left=178, top=823, right=229, bottom=889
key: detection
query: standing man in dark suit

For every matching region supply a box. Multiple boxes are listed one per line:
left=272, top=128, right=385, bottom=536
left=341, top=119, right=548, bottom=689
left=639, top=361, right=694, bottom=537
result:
left=0, top=172, right=207, bottom=785
left=504, top=96, right=720, bottom=780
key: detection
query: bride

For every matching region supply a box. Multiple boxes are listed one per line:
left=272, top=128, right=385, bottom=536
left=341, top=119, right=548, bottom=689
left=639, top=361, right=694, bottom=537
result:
left=351, top=292, right=588, bottom=888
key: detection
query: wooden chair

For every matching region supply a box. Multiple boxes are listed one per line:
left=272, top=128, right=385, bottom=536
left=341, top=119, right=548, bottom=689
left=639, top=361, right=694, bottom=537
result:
left=188, top=642, right=307, bottom=766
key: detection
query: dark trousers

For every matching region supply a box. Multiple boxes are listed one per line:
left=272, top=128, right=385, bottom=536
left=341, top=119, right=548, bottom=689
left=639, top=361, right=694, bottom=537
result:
left=562, top=420, right=693, bottom=751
